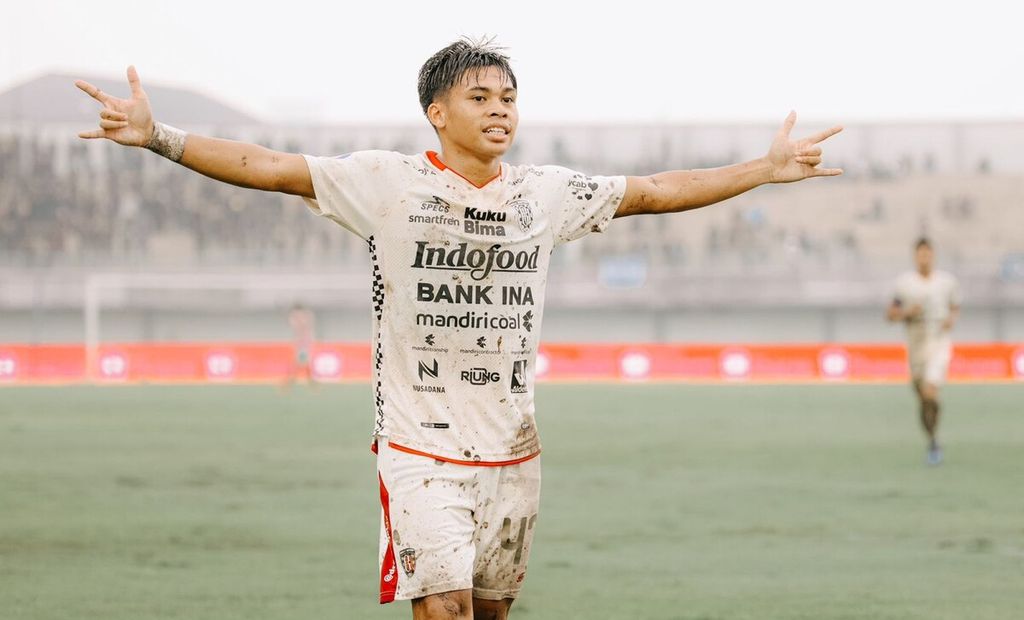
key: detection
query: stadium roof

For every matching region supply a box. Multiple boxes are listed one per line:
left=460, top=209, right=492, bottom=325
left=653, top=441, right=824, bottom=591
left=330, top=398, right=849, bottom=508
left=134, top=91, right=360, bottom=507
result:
left=0, top=73, right=260, bottom=126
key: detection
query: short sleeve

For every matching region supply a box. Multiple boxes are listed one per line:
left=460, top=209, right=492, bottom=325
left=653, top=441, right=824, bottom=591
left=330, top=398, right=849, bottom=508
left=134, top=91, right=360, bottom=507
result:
left=301, top=150, right=397, bottom=240
left=540, top=166, right=627, bottom=246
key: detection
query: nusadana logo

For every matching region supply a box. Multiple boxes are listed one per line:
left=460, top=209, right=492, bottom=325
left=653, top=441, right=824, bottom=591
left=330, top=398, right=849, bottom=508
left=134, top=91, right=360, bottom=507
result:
left=417, top=359, right=439, bottom=381
left=413, top=359, right=445, bottom=393
left=411, top=242, right=540, bottom=281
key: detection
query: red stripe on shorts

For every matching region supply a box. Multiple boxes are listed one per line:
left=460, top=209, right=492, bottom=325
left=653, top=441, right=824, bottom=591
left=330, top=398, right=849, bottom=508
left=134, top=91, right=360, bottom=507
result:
left=378, top=473, right=398, bottom=604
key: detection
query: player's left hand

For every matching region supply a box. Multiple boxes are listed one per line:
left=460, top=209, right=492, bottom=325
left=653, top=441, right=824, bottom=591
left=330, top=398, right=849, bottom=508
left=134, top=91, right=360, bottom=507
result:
left=766, top=111, right=843, bottom=183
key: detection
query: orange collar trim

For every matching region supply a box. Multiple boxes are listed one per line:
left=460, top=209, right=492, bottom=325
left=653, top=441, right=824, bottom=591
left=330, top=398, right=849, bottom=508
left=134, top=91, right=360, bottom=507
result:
left=426, top=151, right=501, bottom=189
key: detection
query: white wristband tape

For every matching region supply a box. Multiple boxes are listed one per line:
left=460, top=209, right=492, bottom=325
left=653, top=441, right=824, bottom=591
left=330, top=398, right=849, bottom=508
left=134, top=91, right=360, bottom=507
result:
left=145, top=122, right=187, bottom=162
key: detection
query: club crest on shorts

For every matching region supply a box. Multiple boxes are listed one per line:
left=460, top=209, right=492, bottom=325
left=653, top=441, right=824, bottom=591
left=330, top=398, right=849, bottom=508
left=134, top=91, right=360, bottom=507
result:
left=400, top=547, right=417, bottom=577
left=509, top=199, right=533, bottom=233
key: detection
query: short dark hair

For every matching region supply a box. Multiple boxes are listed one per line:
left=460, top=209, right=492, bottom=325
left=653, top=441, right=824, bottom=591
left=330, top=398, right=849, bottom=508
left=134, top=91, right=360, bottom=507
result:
left=915, top=237, right=932, bottom=250
left=417, top=37, right=517, bottom=116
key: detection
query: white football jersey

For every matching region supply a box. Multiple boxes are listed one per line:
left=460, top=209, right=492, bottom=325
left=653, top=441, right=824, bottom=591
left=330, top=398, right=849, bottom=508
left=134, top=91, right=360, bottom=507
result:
left=302, top=150, right=625, bottom=464
left=893, top=269, right=962, bottom=347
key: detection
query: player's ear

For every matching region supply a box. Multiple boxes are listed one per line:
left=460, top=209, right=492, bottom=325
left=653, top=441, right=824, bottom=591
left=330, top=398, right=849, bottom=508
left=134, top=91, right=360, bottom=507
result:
left=427, top=101, right=446, bottom=130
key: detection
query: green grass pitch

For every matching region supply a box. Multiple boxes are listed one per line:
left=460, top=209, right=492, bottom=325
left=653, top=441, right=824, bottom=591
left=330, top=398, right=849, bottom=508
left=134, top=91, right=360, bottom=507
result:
left=2, top=384, right=1022, bottom=619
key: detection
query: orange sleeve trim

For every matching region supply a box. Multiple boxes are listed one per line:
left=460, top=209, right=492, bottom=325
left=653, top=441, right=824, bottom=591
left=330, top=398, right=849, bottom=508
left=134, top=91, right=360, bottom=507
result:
left=387, top=440, right=540, bottom=467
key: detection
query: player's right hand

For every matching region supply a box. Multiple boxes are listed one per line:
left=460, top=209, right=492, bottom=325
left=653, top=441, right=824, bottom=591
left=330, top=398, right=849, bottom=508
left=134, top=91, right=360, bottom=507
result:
left=75, top=66, right=154, bottom=147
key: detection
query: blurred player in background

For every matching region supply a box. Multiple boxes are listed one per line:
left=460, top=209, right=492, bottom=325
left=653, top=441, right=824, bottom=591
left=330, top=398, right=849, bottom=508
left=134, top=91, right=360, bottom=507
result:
left=74, top=38, right=843, bottom=620
left=887, top=238, right=961, bottom=466
left=282, top=302, right=316, bottom=390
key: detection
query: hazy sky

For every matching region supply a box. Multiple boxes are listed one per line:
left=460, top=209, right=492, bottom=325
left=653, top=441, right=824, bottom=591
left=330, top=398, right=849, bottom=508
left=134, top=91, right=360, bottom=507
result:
left=3, top=0, right=1021, bottom=124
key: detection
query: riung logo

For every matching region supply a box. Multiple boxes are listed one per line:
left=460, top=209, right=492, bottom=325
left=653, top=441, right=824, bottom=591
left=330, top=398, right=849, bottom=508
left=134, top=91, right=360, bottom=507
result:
left=510, top=359, right=528, bottom=393
left=418, top=359, right=439, bottom=381
left=461, top=367, right=501, bottom=385
left=569, top=175, right=600, bottom=201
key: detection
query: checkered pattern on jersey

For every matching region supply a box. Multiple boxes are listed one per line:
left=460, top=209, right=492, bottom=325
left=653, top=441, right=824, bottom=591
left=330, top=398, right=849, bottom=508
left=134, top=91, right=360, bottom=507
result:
left=368, top=236, right=385, bottom=321
left=368, top=236, right=385, bottom=434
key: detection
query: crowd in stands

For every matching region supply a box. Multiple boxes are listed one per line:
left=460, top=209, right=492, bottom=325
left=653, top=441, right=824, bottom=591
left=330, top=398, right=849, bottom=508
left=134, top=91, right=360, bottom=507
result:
left=1, top=132, right=1018, bottom=277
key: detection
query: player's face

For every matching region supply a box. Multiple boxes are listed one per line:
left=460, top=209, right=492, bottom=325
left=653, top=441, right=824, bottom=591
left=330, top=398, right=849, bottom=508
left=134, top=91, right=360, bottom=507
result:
left=431, top=67, right=518, bottom=159
left=915, top=245, right=934, bottom=273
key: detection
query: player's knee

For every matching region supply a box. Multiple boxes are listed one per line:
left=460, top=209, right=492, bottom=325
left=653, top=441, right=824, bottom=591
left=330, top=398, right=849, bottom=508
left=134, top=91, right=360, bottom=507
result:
left=472, top=597, right=513, bottom=620
left=412, top=591, right=473, bottom=620
left=921, top=383, right=939, bottom=401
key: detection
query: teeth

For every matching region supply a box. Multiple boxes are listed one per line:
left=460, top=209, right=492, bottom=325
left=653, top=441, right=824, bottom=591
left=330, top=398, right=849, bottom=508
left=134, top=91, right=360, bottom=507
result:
left=485, top=128, right=506, bottom=134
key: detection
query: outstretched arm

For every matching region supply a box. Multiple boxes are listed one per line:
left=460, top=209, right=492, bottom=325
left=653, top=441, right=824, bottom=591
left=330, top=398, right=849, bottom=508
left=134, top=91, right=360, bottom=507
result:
left=76, top=66, right=313, bottom=197
left=615, top=112, right=842, bottom=218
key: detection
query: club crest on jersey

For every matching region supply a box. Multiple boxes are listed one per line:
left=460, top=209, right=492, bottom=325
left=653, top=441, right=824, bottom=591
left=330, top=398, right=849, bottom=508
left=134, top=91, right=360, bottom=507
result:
left=400, top=548, right=417, bottom=577
left=508, top=199, right=534, bottom=233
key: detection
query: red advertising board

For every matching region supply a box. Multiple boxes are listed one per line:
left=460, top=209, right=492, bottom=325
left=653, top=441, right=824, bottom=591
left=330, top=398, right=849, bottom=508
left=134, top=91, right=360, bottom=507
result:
left=1, top=343, right=1021, bottom=384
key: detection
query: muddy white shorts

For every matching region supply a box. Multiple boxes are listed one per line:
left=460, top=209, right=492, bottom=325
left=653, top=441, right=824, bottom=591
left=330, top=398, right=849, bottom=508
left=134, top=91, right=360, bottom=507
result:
left=375, top=438, right=541, bottom=604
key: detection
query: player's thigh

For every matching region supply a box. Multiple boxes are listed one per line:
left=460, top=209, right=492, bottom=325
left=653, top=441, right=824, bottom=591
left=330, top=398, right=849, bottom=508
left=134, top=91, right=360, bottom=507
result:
left=908, top=350, right=927, bottom=392
left=472, top=596, right=513, bottom=620
left=379, top=444, right=478, bottom=601
left=921, top=343, right=950, bottom=397
left=411, top=589, right=473, bottom=620
left=471, top=457, right=541, bottom=600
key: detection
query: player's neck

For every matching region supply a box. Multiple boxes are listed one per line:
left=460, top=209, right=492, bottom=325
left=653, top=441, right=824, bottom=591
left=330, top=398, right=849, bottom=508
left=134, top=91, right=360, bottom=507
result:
left=917, top=266, right=933, bottom=278
left=434, top=146, right=502, bottom=188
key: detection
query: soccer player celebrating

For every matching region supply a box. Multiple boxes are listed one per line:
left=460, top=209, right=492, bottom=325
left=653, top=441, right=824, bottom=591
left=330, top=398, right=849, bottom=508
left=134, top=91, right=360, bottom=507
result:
left=76, top=38, right=842, bottom=620
left=887, top=238, right=961, bottom=466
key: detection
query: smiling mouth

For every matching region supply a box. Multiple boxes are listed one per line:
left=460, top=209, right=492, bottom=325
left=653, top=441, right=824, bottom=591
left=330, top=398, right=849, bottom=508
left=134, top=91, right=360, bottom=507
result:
left=483, top=127, right=509, bottom=136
